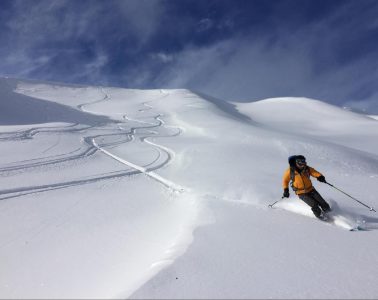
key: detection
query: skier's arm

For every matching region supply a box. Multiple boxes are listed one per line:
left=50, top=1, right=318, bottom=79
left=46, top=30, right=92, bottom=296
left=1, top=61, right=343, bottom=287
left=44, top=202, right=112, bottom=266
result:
left=309, top=167, right=326, bottom=182
left=309, top=167, right=322, bottom=178
left=282, top=169, right=291, bottom=189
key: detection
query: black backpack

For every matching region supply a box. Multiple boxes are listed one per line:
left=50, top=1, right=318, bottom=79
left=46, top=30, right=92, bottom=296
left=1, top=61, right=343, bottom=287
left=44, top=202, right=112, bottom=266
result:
left=288, top=155, right=308, bottom=192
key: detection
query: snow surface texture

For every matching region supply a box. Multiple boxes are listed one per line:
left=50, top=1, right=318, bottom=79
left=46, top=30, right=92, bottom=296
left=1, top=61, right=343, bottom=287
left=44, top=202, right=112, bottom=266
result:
left=0, top=78, right=378, bottom=299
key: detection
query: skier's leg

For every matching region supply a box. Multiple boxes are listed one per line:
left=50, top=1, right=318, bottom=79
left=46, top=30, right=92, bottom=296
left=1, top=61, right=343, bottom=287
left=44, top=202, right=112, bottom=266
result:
left=310, top=189, right=331, bottom=212
left=299, top=193, right=322, bottom=218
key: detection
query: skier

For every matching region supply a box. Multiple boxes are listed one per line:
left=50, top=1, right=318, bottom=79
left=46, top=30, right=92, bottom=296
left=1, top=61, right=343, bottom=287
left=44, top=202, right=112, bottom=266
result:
left=282, top=155, right=331, bottom=219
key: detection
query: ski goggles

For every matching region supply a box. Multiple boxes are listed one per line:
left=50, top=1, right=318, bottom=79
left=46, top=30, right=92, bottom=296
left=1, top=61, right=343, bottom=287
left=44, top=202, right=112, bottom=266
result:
left=295, top=158, right=306, bottom=165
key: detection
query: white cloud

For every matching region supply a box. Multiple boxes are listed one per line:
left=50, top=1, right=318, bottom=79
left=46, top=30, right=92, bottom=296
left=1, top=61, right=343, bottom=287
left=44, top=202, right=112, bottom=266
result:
left=1, top=1, right=376, bottom=113
left=152, top=13, right=378, bottom=113
left=343, top=93, right=378, bottom=114
left=197, top=18, right=214, bottom=32
left=153, top=35, right=314, bottom=101
left=151, top=52, right=174, bottom=63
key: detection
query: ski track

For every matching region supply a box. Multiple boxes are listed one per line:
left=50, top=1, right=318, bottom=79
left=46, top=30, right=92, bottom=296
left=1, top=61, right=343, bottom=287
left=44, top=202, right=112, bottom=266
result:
left=0, top=88, right=187, bottom=200
left=87, top=92, right=187, bottom=193
left=0, top=123, right=83, bottom=141
left=0, top=87, right=190, bottom=262
left=77, top=87, right=110, bottom=112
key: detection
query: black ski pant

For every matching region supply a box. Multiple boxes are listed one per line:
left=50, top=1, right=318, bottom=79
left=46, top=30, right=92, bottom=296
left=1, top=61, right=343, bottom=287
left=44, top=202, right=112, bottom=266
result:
left=298, top=189, right=331, bottom=218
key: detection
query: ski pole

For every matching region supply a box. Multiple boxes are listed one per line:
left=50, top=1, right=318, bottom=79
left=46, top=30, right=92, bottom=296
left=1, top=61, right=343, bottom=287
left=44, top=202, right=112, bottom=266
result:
left=325, top=182, right=376, bottom=212
left=268, top=197, right=284, bottom=208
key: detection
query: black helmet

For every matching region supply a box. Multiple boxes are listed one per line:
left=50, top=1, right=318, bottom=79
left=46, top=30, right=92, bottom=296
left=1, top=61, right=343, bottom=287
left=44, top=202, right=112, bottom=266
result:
left=288, top=155, right=306, bottom=167
left=295, top=155, right=306, bottom=167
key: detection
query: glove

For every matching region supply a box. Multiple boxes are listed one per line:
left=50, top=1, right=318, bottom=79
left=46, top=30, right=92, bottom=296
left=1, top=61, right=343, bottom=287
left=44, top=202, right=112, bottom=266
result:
left=317, top=175, right=326, bottom=183
left=283, top=188, right=290, bottom=198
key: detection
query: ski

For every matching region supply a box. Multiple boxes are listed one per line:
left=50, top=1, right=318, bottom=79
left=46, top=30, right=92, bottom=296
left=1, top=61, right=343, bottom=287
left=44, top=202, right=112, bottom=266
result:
left=318, top=212, right=363, bottom=231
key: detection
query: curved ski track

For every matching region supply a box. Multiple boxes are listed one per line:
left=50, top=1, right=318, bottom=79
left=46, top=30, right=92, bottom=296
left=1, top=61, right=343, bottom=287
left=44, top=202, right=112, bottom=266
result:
left=0, top=88, right=186, bottom=200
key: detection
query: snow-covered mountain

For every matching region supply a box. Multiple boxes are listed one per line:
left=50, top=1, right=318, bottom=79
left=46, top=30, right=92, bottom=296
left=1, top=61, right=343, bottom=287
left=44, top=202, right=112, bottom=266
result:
left=1, top=78, right=377, bottom=299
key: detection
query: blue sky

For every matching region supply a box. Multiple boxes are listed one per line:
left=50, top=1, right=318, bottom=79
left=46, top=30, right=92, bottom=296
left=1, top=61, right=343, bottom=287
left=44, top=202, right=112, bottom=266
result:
left=1, top=0, right=378, bottom=112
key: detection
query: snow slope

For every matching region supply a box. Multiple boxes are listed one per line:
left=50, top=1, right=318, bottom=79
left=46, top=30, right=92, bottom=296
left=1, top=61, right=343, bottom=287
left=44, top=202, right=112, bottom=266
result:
left=0, top=78, right=378, bottom=299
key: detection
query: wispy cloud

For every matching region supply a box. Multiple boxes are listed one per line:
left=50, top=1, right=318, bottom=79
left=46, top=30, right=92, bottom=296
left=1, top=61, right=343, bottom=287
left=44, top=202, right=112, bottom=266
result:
left=0, top=0, right=165, bottom=83
left=150, top=1, right=378, bottom=112
left=0, top=0, right=377, bottom=112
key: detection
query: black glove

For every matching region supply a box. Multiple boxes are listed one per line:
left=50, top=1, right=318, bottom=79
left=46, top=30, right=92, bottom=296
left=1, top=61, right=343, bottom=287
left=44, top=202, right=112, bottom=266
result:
left=283, top=188, right=290, bottom=198
left=317, top=175, right=326, bottom=183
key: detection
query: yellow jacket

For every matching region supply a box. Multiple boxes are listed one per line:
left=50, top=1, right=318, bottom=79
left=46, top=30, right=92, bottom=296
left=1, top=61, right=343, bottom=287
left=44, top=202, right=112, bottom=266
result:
left=282, top=166, right=323, bottom=195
